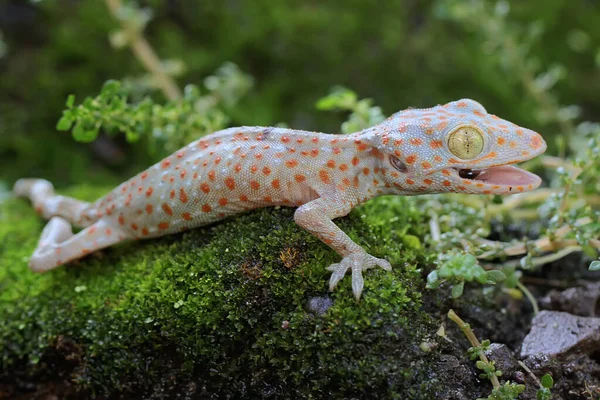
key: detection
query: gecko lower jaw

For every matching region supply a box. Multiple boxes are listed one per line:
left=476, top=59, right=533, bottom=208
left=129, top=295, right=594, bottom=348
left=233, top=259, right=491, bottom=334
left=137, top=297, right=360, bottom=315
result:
left=454, top=165, right=542, bottom=187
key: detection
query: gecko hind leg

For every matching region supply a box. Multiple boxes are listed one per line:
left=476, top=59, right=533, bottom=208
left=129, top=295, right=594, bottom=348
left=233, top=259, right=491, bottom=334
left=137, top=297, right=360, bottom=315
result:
left=13, top=179, right=92, bottom=227
left=29, top=217, right=127, bottom=272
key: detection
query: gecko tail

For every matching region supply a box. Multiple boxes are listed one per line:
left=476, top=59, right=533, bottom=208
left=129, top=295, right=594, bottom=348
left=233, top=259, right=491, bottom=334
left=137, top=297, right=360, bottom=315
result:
left=13, top=178, right=96, bottom=228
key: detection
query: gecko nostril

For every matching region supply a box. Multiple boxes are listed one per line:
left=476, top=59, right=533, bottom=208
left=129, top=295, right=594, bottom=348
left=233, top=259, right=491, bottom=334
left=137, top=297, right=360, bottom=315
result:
left=389, top=155, right=408, bottom=173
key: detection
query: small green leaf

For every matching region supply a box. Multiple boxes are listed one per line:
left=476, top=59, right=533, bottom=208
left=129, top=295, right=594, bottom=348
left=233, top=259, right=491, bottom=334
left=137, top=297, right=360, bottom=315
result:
left=65, top=94, right=76, bottom=108
left=72, top=123, right=99, bottom=143
left=426, top=270, right=440, bottom=289
left=451, top=281, right=464, bottom=298
left=589, top=260, right=600, bottom=271
left=540, top=373, right=554, bottom=388
left=56, top=116, right=73, bottom=131
left=485, top=269, right=507, bottom=284
left=402, top=234, right=422, bottom=250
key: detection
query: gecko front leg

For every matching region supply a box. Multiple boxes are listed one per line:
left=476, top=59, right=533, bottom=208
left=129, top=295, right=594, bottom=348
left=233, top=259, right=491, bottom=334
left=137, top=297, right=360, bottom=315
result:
left=294, top=197, right=392, bottom=300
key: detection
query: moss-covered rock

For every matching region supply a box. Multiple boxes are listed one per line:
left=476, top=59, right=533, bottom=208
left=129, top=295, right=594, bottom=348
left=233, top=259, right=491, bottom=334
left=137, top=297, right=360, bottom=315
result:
left=0, top=185, right=463, bottom=398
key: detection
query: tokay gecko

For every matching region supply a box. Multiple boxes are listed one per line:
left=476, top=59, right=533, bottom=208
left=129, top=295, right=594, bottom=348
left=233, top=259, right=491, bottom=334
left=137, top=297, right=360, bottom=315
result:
left=14, top=99, right=547, bottom=299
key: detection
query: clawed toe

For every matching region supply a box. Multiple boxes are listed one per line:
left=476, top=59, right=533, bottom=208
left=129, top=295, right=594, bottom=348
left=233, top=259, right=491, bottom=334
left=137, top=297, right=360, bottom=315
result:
left=326, top=253, right=393, bottom=300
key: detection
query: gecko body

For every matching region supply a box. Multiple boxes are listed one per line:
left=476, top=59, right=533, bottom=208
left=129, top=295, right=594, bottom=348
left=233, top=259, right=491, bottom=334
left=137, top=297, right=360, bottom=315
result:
left=14, top=99, right=547, bottom=299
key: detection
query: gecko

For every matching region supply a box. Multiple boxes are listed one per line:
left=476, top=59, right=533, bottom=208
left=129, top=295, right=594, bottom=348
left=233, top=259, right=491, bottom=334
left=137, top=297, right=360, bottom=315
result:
left=13, top=99, right=547, bottom=300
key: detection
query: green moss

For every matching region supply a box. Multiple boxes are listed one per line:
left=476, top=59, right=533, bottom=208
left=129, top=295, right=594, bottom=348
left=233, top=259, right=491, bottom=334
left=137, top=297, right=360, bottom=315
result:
left=0, top=186, right=443, bottom=398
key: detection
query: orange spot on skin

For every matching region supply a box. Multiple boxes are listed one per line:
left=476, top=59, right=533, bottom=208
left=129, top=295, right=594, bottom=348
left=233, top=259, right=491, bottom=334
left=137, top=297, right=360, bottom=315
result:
left=339, top=164, right=349, bottom=171
left=497, top=137, right=506, bottom=145
left=281, top=136, right=290, bottom=143
left=105, top=228, right=112, bottom=236
left=529, top=135, right=543, bottom=149
left=118, top=214, right=125, bottom=225
left=170, top=190, right=176, bottom=199
left=423, top=178, right=433, bottom=185
left=394, top=139, right=404, bottom=146
left=476, top=183, right=485, bottom=188
left=363, top=168, right=370, bottom=175
left=158, top=222, right=169, bottom=230
left=141, top=227, right=149, bottom=236
left=141, top=171, right=148, bottom=179
left=436, top=121, right=448, bottom=130
left=516, top=186, right=524, bottom=192
left=406, top=178, right=415, bottom=185
left=442, top=169, right=451, bottom=176
left=193, top=172, right=198, bottom=180
left=351, top=156, right=360, bottom=166
left=405, top=154, right=417, bottom=164
left=180, top=170, right=187, bottom=179
left=262, top=166, right=271, bottom=175
left=131, top=223, right=139, bottom=231
left=326, top=159, right=336, bottom=168
left=295, top=174, right=306, bottom=183
left=125, top=194, right=132, bottom=206
left=410, top=138, right=423, bottom=146
left=250, top=180, right=260, bottom=190
left=296, top=138, right=304, bottom=144
left=483, top=190, right=492, bottom=195
left=319, top=170, right=331, bottom=184
left=240, top=195, right=249, bottom=202
left=332, top=147, right=342, bottom=154
left=146, top=204, right=153, bottom=214
left=310, top=149, right=319, bottom=157
left=162, top=203, right=173, bottom=216
left=312, top=137, right=319, bottom=143
left=234, top=163, right=242, bottom=173
left=509, top=141, right=518, bottom=149
left=443, top=180, right=451, bottom=187
left=264, top=195, right=272, bottom=202
left=161, top=159, right=171, bottom=169
left=286, top=159, right=299, bottom=168
left=250, top=165, right=258, bottom=173
left=179, top=188, right=189, bottom=203
left=202, top=204, right=212, bottom=213
left=200, top=183, right=210, bottom=193
left=421, top=161, right=432, bottom=169
left=434, top=155, right=443, bottom=163
left=208, top=170, right=216, bottom=181
left=430, top=140, right=443, bottom=149
left=182, top=212, right=192, bottom=221
left=225, top=177, right=236, bottom=190
left=272, top=179, right=281, bottom=189
left=356, top=142, right=368, bottom=151
left=218, top=198, right=228, bottom=206
left=146, top=187, right=154, bottom=198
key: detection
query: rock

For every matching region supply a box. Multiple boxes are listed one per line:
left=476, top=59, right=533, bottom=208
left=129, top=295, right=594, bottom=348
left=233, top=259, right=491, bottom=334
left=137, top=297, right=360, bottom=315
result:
left=520, top=310, right=600, bottom=357
left=539, top=281, right=600, bottom=317
left=484, top=343, right=519, bottom=377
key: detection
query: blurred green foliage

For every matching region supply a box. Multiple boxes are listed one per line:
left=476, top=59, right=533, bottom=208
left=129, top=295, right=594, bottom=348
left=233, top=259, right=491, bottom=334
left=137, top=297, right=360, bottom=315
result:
left=2, top=0, right=600, bottom=187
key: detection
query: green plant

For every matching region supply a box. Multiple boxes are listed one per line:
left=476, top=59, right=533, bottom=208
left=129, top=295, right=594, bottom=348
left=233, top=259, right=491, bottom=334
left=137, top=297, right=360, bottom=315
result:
left=56, top=62, right=252, bottom=158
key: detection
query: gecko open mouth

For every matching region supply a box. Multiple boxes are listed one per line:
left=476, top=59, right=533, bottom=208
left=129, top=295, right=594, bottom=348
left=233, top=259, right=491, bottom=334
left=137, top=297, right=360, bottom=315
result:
left=455, top=165, right=541, bottom=187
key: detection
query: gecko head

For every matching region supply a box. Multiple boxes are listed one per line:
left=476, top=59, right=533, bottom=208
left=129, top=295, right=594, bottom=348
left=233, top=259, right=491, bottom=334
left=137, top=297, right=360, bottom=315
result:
left=373, top=98, right=547, bottom=195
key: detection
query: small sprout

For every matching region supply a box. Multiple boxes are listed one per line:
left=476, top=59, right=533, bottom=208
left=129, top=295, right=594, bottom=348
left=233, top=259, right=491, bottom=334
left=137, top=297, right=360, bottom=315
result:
left=426, top=251, right=505, bottom=297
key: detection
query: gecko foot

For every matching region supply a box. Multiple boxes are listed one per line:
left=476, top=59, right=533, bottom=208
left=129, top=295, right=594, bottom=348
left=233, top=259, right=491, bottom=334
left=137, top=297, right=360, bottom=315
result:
left=326, top=253, right=392, bottom=300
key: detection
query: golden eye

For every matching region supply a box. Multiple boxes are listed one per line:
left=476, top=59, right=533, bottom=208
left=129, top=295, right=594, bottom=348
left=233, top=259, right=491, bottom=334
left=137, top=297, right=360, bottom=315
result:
left=447, top=126, right=484, bottom=160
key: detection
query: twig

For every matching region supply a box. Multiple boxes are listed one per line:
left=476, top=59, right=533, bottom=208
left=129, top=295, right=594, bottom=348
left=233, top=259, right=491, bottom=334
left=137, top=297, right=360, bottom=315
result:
left=447, top=309, right=500, bottom=389
left=105, top=0, right=182, bottom=101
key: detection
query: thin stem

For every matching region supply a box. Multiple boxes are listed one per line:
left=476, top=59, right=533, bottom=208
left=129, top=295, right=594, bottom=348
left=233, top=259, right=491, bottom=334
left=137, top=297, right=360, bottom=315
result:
left=105, top=0, right=182, bottom=101
left=516, top=281, right=539, bottom=315
left=447, top=309, right=501, bottom=389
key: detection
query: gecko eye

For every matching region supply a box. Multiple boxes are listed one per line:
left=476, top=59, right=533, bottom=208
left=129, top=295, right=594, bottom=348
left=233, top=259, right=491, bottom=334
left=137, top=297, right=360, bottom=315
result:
left=447, top=126, right=484, bottom=160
